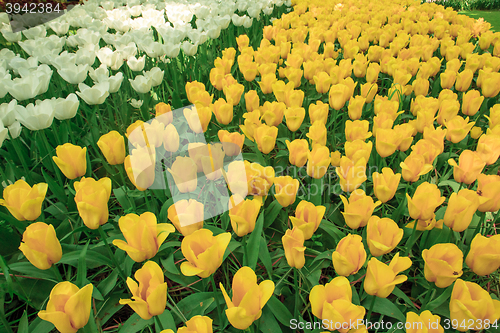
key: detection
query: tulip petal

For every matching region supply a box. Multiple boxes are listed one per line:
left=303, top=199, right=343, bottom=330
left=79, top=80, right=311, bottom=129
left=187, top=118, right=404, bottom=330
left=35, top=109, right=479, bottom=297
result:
left=120, top=298, right=152, bottom=320
left=38, top=310, right=77, bottom=333
left=180, top=262, right=205, bottom=277
left=146, top=282, right=167, bottom=316
left=64, top=284, right=93, bottom=330
left=225, top=306, right=257, bottom=330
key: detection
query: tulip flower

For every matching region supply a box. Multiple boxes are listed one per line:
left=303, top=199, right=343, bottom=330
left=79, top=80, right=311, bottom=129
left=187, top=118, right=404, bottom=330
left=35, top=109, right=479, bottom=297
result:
left=448, top=150, right=485, bottom=185
left=345, top=120, right=372, bottom=142
left=360, top=82, right=378, bottom=103
left=120, top=261, right=167, bottom=320
left=228, top=194, right=261, bottom=237
left=124, top=146, right=156, bottom=191
left=412, top=77, right=429, bottom=96
left=285, top=89, right=305, bottom=109
left=245, top=161, right=275, bottom=197
left=201, top=144, right=225, bottom=181
left=465, top=234, right=500, bottom=276
left=218, top=130, right=244, bottom=156
left=113, top=212, right=175, bottom=262
left=444, top=189, right=485, bottom=232
left=308, top=100, right=329, bottom=125
left=244, top=90, right=260, bottom=112
left=476, top=133, right=500, bottom=165
left=163, top=124, right=180, bottom=153
left=167, top=199, right=204, bottom=237
left=407, top=182, right=445, bottom=221
left=411, top=139, right=440, bottom=166
left=372, top=168, right=401, bottom=203
left=400, top=153, right=433, bottom=183
left=445, top=116, right=475, bottom=143
left=347, top=95, right=366, bottom=120
left=289, top=200, right=325, bottom=240
left=423, top=126, right=446, bottom=154
left=307, top=145, right=330, bottom=179
left=340, top=189, right=381, bottom=229
left=328, top=83, right=350, bottom=110
left=284, top=107, right=305, bottom=132
left=331, top=151, right=341, bottom=167
left=76, top=82, right=110, bottom=105
left=405, top=311, right=444, bottom=333
left=366, top=216, right=403, bottom=257
left=282, top=227, right=306, bottom=269
left=455, top=69, right=474, bottom=92
left=461, top=90, right=484, bottom=116
left=285, top=139, right=309, bottom=168
left=440, top=69, right=457, bottom=89
left=0, top=180, right=47, bottom=221
left=19, top=222, right=62, bottom=270
left=332, top=234, right=367, bottom=276
left=306, top=121, right=327, bottom=147
left=52, top=143, right=87, bottom=179
left=74, top=177, right=111, bottom=230
left=212, top=98, right=233, bottom=125
left=38, top=282, right=93, bottom=333
left=310, top=276, right=365, bottom=333
left=344, top=140, right=372, bottom=165
left=183, top=105, right=212, bottom=133
left=422, top=243, right=463, bottom=288
left=254, top=124, right=278, bottom=154
left=477, top=174, right=500, bottom=213
left=220, top=266, right=274, bottom=330
left=274, top=176, right=299, bottom=207
left=161, top=316, right=213, bottom=333
left=258, top=73, right=277, bottom=94
left=481, top=72, right=500, bottom=97
left=450, top=279, right=500, bottom=331
left=97, top=131, right=126, bottom=165
left=364, top=253, right=412, bottom=298
left=336, top=156, right=367, bottom=193
left=313, top=71, right=332, bottom=94
left=53, top=93, right=80, bottom=121
left=168, top=156, right=197, bottom=193
left=15, top=99, right=56, bottom=131
left=181, top=229, right=231, bottom=278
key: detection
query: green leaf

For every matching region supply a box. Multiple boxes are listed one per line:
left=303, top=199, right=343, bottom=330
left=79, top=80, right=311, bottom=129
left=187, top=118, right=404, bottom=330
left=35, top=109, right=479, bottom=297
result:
left=41, top=168, right=66, bottom=204
left=317, top=220, right=343, bottom=244
left=177, top=292, right=216, bottom=320
left=361, top=297, right=405, bottom=322
left=259, top=236, right=273, bottom=279
left=424, top=285, right=453, bottom=310
left=8, top=262, right=56, bottom=280
left=77, top=240, right=90, bottom=288
left=97, top=293, right=126, bottom=325
left=392, top=287, right=418, bottom=311
left=263, top=200, right=283, bottom=229
left=113, top=187, right=132, bottom=211
left=266, top=296, right=293, bottom=327
left=59, top=250, right=114, bottom=269
left=18, top=310, right=28, bottom=333
left=156, top=310, right=176, bottom=331
left=260, top=303, right=283, bottom=333
left=28, top=317, right=56, bottom=333
left=438, top=180, right=460, bottom=193
left=159, top=198, right=175, bottom=224
left=246, top=212, right=264, bottom=270
left=118, top=313, right=154, bottom=333
left=97, top=270, right=119, bottom=297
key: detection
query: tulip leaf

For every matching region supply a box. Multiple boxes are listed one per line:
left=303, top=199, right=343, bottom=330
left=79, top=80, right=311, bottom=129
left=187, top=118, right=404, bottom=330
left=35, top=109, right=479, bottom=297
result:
left=113, top=187, right=133, bottom=212
left=41, top=168, right=67, bottom=204
left=260, top=303, right=283, bottom=333
left=118, top=313, right=153, bottom=333
left=263, top=200, right=283, bottom=229
left=8, top=262, right=57, bottom=280
left=266, top=296, right=293, bottom=327
left=361, top=297, right=405, bottom=322
left=176, top=292, right=218, bottom=321
left=97, top=293, right=126, bottom=325
left=59, top=250, right=114, bottom=269
left=155, top=310, right=175, bottom=331
left=27, top=317, right=55, bottom=333
left=97, top=270, right=119, bottom=297
left=392, top=287, right=418, bottom=311
left=259, top=236, right=273, bottom=279
left=18, top=310, right=28, bottom=333
left=77, top=240, right=90, bottom=288
left=317, top=220, right=343, bottom=244
left=246, top=212, right=264, bottom=271
left=158, top=198, right=175, bottom=224
left=423, top=285, right=453, bottom=311
left=437, top=180, right=460, bottom=193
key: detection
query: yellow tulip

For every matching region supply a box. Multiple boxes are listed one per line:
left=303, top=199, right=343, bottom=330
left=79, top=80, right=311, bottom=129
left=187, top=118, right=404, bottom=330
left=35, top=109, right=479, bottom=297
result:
left=448, top=150, right=485, bottom=185
left=220, top=266, right=274, bottom=330
left=124, top=146, right=156, bottom=191
left=229, top=194, right=261, bottom=237
left=282, top=227, right=306, bottom=269
left=364, top=253, right=412, bottom=298
left=38, top=282, right=93, bottom=333
left=313, top=71, right=332, bottom=94
left=360, top=82, right=378, bottom=103
left=347, top=95, right=366, bottom=120
left=183, top=105, right=212, bottom=133
left=19, top=222, right=62, bottom=270
left=181, top=229, right=231, bottom=278
left=163, top=124, right=179, bottom=153
left=445, top=116, right=475, bottom=143
left=217, top=130, right=245, bottom=157
left=212, top=98, right=234, bottom=125
left=340, top=189, right=381, bottom=229
left=254, top=124, right=278, bottom=154
left=450, top=279, right=500, bottom=331
left=285, top=139, right=309, bottom=168
left=52, top=143, right=87, bottom=179
left=440, top=69, right=457, bottom=89
left=366, top=216, right=403, bottom=257
left=261, top=101, right=285, bottom=127
left=74, top=177, right=111, bottom=229
left=201, top=143, right=225, bottom=181
left=307, top=145, right=330, bottom=179
left=345, top=120, right=372, bottom=142
left=274, top=176, right=300, bottom=207
left=308, top=100, right=329, bottom=125
left=161, top=316, right=213, bottom=333
left=476, top=133, right=500, bottom=165
left=168, top=156, right=197, bottom=193
left=97, top=131, right=126, bottom=165
left=330, top=151, right=342, bottom=167
left=455, top=69, right=474, bottom=92
left=167, top=199, right=204, bottom=236
left=332, top=234, right=367, bottom=276
left=422, top=243, right=463, bottom=288
left=405, top=311, right=444, bottom=333
left=113, top=212, right=175, bottom=262
left=284, top=107, right=305, bottom=132
left=245, top=161, right=275, bottom=197
left=344, top=139, right=372, bottom=165
left=155, top=102, right=173, bottom=125
left=336, top=156, right=367, bottom=193
left=289, top=200, right=326, bottom=240
left=120, top=261, right=167, bottom=320
left=406, top=182, right=445, bottom=221
left=306, top=121, right=327, bottom=147
left=372, top=168, right=401, bottom=203
left=258, top=73, right=277, bottom=94
left=328, top=83, right=350, bottom=110
left=465, top=234, right=500, bottom=276
left=400, top=153, right=433, bottom=183
left=0, top=180, right=47, bottom=221
left=423, top=126, right=447, bottom=154
left=244, top=90, right=260, bottom=112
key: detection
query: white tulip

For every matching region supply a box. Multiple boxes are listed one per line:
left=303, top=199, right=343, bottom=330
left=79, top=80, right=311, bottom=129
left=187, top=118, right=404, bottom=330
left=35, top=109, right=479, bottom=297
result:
left=9, top=56, right=38, bottom=75
left=16, top=99, right=55, bottom=131
left=47, top=21, right=70, bottom=35
left=216, top=15, right=231, bottom=29
left=129, top=99, right=143, bottom=108
left=128, top=5, right=143, bottom=17
left=127, top=55, right=146, bottom=71
left=102, top=72, right=124, bottom=93
left=75, top=48, right=97, bottom=66
left=141, top=41, right=164, bottom=58
left=22, top=25, right=47, bottom=39
left=115, top=42, right=137, bottom=59
left=143, top=67, right=164, bottom=87
left=0, top=100, right=23, bottom=126
left=0, top=121, right=7, bottom=148
left=129, top=75, right=152, bottom=94
left=206, top=25, right=221, bottom=39
left=263, top=5, right=274, bottom=15
left=76, top=82, right=110, bottom=105
left=89, top=64, right=110, bottom=83
left=5, top=75, right=44, bottom=101
left=7, top=121, right=22, bottom=140
left=247, top=5, right=262, bottom=19
left=54, top=93, right=80, bottom=120
left=58, top=64, right=89, bottom=85
left=242, top=16, right=253, bottom=28
left=0, top=13, right=9, bottom=26
left=1, top=28, right=22, bottom=43
left=181, top=41, right=198, bottom=56
left=96, top=47, right=124, bottom=70
left=163, top=43, right=180, bottom=58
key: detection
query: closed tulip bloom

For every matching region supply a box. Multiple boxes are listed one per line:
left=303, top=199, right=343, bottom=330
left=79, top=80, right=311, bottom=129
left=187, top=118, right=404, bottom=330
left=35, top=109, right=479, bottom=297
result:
left=223, top=84, right=244, bottom=106
left=340, top=189, right=381, bottom=229
left=212, top=98, right=234, bottom=125
left=445, top=116, right=475, bottom=143
left=423, top=126, right=447, bottom=154
left=244, top=90, right=260, bottom=112
left=261, top=101, right=285, bottom=126
left=393, top=123, right=414, bottom=151
left=347, top=95, right=366, bottom=120
left=284, top=107, right=305, bottom=132
left=372, top=168, right=401, bottom=203
left=465, top=234, right=500, bottom=276
left=155, top=103, right=172, bottom=125
left=282, top=227, right=306, bottom=269
left=218, top=130, right=244, bottom=156
left=162, top=315, right=212, bottom=333
left=366, top=216, right=403, bottom=257
left=284, top=89, right=305, bottom=108
left=476, top=133, right=500, bottom=165
left=245, top=161, right=274, bottom=197
left=113, top=212, right=175, bottom=262
left=411, top=139, right=440, bottom=165
left=254, top=124, right=278, bottom=154
left=332, top=234, right=367, bottom=277
left=19, top=222, right=62, bottom=270
left=444, top=189, right=485, bottom=232
left=366, top=62, right=380, bottom=83
left=344, top=139, right=372, bottom=164
left=328, top=84, right=350, bottom=110
left=273, top=176, right=299, bottom=207
left=449, top=279, right=500, bottom=332
left=289, top=200, right=326, bottom=240
left=336, top=156, right=367, bottom=193
left=97, top=131, right=126, bottom=165
left=181, top=229, right=231, bottom=278
left=258, top=73, right=277, bottom=94
left=422, top=243, right=463, bottom=288
left=331, top=151, right=342, bottom=167
left=454, top=69, right=473, bottom=92
left=313, top=71, right=332, bottom=94
left=375, top=128, right=401, bottom=158
left=400, top=153, right=433, bottom=183
left=405, top=311, right=444, bottom=333
left=227, top=194, right=259, bottom=236
left=52, top=143, right=87, bottom=179
left=184, top=105, right=212, bottom=133
left=307, top=145, right=330, bottom=179
left=310, top=276, right=365, bottom=333
left=437, top=99, right=460, bottom=126
left=163, top=124, right=180, bottom=153
left=481, top=72, right=500, bottom=97
left=448, top=150, right=485, bottom=184
left=0, top=180, right=47, bottom=221
left=407, top=182, right=445, bottom=221
left=120, top=261, right=167, bottom=320
left=240, top=62, right=259, bottom=82
left=168, top=156, right=197, bottom=193
left=201, top=144, right=225, bottom=180
left=167, top=199, right=204, bottom=236
left=74, top=177, right=111, bottom=229
left=476, top=174, right=500, bottom=212
left=360, top=82, right=378, bottom=103
left=38, top=282, right=93, bottom=333
left=345, top=120, right=372, bottom=142
left=124, top=146, right=156, bottom=191
left=220, top=266, right=274, bottom=330
left=306, top=121, right=327, bottom=147
left=412, top=77, right=429, bottom=97
left=440, top=69, right=457, bottom=89
left=364, top=253, right=412, bottom=298
left=471, top=126, right=483, bottom=139
left=285, top=139, right=309, bottom=168
left=308, top=100, right=329, bottom=125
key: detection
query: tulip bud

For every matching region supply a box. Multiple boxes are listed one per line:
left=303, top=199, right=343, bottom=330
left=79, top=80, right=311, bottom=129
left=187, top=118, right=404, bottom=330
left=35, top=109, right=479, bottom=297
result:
left=372, top=168, right=401, bottom=203
left=422, top=243, right=463, bottom=288
left=162, top=316, right=213, bottom=333
left=284, top=107, right=305, bottom=132
left=38, top=282, right=93, bottom=332
left=286, top=139, right=309, bottom=168
left=476, top=174, right=500, bottom=212
left=465, top=234, right=500, bottom=276
left=445, top=115, right=475, bottom=143
left=289, top=200, right=326, bottom=240
left=261, top=101, right=285, bottom=127
left=0, top=180, right=47, bottom=221
left=455, top=69, right=474, bottom=92
left=360, top=82, right=378, bottom=103
left=162, top=124, right=180, bottom=153
left=400, top=153, right=433, bottom=183
left=345, top=120, right=372, bottom=142
left=124, top=146, right=156, bottom=191
left=306, top=121, right=327, bottom=147
left=258, top=73, right=277, bottom=94
left=440, top=69, right=457, bottom=89
left=405, top=311, right=444, bottom=333
left=254, top=124, right=278, bottom=154
left=245, top=161, right=275, bottom=197
left=332, top=234, right=367, bottom=276
left=244, top=90, right=260, bottom=112
left=282, top=227, right=306, bottom=269
left=366, top=216, right=403, bottom=257
left=220, top=266, right=274, bottom=330
left=313, top=71, right=332, bottom=94
left=212, top=98, right=234, bottom=125
left=476, top=133, right=500, bottom=165
left=328, top=84, right=350, bottom=110
left=364, top=253, right=412, bottom=298
left=336, top=156, right=367, bottom=193
left=218, top=130, right=244, bottom=156
left=97, top=131, right=126, bottom=165
left=74, top=177, right=111, bottom=229
left=19, top=222, right=62, bottom=270
left=448, top=150, right=485, bottom=185
left=406, top=182, right=445, bottom=221
left=344, top=139, right=372, bottom=165
left=340, top=189, right=381, bottom=229
left=155, top=102, right=173, bottom=125
left=308, top=100, right=329, bottom=125
left=347, top=95, right=366, bottom=120
left=228, top=194, right=260, bottom=237
left=53, top=143, right=87, bottom=179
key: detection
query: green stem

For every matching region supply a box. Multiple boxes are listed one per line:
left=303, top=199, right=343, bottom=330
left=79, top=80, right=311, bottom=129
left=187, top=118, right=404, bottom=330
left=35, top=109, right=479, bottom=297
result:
left=209, top=274, right=223, bottom=328
left=97, top=226, right=127, bottom=282
left=366, top=295, right=376, bottom=322
left=39, top=130, right=64, bottom=186
left=293, top=268, right=299, bottom=319
left=51, top=265, right=63, bottom=282
left=155, top=315, right=165, bottom=331
left=422, top=283, right=435, bottom=309
left=143, top=190, right=152, bottom=211
left=9, top=133, right=33, bottom=184
left=167, top=293, right=187, bottom=323
left=242, top=235, right=248, bottom=266
left=403, top=217, right=419, bottom=257
left=117, top=165, right=136, bottom=210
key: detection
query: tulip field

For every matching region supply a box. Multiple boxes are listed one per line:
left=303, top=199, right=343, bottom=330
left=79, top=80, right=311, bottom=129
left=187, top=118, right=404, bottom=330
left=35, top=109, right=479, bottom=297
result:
left=1, top=0, right=500, bottom=331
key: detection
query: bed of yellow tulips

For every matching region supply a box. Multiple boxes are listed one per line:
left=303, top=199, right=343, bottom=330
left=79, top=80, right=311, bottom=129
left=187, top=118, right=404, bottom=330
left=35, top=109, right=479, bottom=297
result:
left=1, top=0, right=500, bottom=332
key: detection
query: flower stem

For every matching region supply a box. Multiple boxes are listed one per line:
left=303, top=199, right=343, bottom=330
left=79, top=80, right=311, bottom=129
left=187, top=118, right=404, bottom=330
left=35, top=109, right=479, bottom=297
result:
left=97, top=226, right=127, bottom=282
left=154, top=315, right=165, bottom=331
left=51, top=265, right=63, bottom=282
left=167, top=293, right=187, bottom=323
left=422, top=283, right=435, bottom=309
left=366, top=295, right=376, bottom=322
left=209, top=274, right=223, bottom=329
left=293, top=268, right=300, bottom=319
